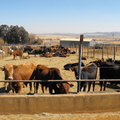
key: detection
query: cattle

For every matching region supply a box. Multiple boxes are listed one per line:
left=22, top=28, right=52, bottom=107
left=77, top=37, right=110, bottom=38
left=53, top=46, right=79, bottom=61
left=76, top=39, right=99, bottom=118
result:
left=22, top=55, right=30, bottom=59
left=44, top=53, right=53, bottom=58
left=0, top=62, right=37, bottom=93
left=89, top=58, right=104, bottom=66
left=106, top=58, right=120, bottom=64
left=0, top=50, right=5, bottom=54
left=71, top=63, right=98, bottom=92
left=11, top=62, right=37, bottom=93
left=32, top=64, right=74, bottom=94
left=82, top=56, right=87, bottom=60
left=12, top=50, right=23, bottom=59
left=70, top=51, right=76, bottom=54
left=64, top=62, right=85, bottom=70
left=98, top=61, right=120, bottom=91
left=0, top=64, right=14, bottom=92
left=23, top=45, right=33, bottom=53
left=33, top=49, right=43, bottom=57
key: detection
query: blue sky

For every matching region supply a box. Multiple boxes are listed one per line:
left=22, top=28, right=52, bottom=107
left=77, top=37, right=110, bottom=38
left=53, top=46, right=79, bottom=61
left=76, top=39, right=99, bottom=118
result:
left=0, top=0, right=120, bottom=34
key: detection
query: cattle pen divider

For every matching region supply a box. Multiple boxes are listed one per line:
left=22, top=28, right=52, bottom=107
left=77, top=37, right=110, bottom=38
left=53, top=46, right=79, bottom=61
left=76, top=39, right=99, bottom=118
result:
left=0, top=79, right=120, bottom=115
left=0, top=79, right=120, bottom=82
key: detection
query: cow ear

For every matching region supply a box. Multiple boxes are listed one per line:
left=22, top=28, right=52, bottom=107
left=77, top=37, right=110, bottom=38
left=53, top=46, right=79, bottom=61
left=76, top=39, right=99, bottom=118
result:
left=69, top=83, right=74, bottom=87
left=13, top=65, right=17, bottom=68
left=97, top=63, right=100, bottom=67
left=101, top=58, right=104, bottom=62
left=0, top=66, right=4, bottom=71
left=56, top=83, right=61, bottom=88
left=69, top=67, right=74, bottom=71
left=82, top=67, right=88, bottom=71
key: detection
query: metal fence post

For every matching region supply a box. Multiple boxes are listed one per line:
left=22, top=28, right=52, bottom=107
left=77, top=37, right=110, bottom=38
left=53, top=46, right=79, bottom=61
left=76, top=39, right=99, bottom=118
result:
left=77, top=35, right=83, bottom=92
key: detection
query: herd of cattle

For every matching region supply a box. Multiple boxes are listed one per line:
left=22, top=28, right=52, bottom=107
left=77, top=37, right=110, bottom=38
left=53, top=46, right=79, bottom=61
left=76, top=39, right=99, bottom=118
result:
left=7, top=45, right=81, bottom=59
left=64, top=57, right=120, bottom=92
left=0, top=61, right=74, bottom=94
left=0, top=56, right=120, bottom=94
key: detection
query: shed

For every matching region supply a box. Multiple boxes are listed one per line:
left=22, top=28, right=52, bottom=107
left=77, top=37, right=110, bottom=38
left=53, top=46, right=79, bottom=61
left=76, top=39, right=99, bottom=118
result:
left=60, top=38, right=95, bottom=47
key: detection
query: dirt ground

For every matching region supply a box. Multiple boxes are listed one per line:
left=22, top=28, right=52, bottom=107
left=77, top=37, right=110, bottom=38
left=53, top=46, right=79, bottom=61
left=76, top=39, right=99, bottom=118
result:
left=0, top=52, right=120, bottom=119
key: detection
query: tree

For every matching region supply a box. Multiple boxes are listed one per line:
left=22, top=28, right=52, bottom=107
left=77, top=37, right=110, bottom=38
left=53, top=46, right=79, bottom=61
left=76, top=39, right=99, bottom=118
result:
left=6, top=25, right=30, bottom=44
left=33, top=38, right=43, bottom=45
left=0, top=24, right=9, bottom=43
left=19, top=26, right=30, bottom=44
left=29, top=33, right=36, bottom=44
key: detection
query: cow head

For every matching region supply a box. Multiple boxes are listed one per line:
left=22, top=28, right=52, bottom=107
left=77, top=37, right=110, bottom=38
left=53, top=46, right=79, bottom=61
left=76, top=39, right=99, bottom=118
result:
left=56, top=82, right=74, bottom=94
left=0, top=64, right=14, bottom=80
left=49, top=68, right=63, bottom=80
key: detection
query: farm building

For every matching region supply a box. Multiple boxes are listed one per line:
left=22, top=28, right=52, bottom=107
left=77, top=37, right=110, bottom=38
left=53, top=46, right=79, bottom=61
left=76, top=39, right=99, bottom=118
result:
left=60, top=38, right=95, bottom=47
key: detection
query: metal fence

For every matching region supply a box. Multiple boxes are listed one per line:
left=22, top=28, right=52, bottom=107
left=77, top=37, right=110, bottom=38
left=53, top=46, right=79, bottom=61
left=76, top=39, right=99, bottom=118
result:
left=69, top=45, right=120, bottom=60
left=0, top=79, right=120, bottom=94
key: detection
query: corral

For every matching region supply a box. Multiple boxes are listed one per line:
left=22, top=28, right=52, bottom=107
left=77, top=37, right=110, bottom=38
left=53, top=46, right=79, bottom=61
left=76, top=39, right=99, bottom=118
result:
left=0, top=45, right=120, bottom=119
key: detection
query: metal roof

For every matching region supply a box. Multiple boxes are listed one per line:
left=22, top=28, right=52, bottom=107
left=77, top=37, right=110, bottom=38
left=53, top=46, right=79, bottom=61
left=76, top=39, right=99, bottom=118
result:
left=60, top=38, right=94, bottom=42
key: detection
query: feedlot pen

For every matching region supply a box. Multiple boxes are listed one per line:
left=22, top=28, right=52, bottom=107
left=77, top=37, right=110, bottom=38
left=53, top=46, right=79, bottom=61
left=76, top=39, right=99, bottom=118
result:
left=0, top=48, right=120, bottom=115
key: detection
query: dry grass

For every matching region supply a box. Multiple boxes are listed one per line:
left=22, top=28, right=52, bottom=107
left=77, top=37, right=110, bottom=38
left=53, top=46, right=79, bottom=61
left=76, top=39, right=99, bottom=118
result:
left=36, top=35, right=78, bottom=40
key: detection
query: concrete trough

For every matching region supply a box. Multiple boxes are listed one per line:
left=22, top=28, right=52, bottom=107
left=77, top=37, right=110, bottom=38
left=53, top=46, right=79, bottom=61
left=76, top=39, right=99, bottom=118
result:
left=0, top=92, right=120, bottom=114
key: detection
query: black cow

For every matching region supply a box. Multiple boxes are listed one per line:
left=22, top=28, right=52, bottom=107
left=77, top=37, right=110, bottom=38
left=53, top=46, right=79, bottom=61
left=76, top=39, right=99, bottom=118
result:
left=33, top=49, right=44, bottom=57
left=99, top=62, right=120, bottom=91
left=71, top=63, right=98, bottom=92
left=64, top=62, right=85, bottom=70
left=23, top=46, right=33, bottom=53
left=106, top=58, right=120, bottom=64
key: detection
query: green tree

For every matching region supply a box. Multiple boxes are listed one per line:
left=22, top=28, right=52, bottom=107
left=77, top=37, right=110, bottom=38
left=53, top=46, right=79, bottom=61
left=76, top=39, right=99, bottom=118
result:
left=0, top=24, right=9, bottom=43
left=6, top=25, right=30, bottom=44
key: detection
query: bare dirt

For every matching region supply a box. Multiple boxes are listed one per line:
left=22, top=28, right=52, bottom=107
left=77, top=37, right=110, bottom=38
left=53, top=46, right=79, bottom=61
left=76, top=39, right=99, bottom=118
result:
left=0, top=52, right=120, bottom=120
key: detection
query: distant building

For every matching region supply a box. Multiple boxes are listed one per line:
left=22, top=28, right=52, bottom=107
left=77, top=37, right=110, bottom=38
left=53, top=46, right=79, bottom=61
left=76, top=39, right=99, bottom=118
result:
left=60, top=38, right=95, bottom=47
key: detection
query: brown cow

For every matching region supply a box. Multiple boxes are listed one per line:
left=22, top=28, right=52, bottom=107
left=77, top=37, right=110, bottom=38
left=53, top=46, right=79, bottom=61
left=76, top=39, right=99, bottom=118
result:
left=11, top=61, right=37, bottom=93
left=12, top=50, right=23, bottom=59
left=0, top=61, right=37, bottom=93
left=45, top=53, right=53, bottom=58
left=32, top=64, right=74, bottom=94
left=0, top=64, right=14, bottom=92
left=82, top=56, right=87, bottom=60
left=22, top=55, right=30, bottom=59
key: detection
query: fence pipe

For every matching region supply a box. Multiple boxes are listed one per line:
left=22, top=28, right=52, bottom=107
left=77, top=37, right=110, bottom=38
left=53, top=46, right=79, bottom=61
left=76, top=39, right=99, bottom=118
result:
left=0, top=79, right=120, bottom=82
left=78, top=35, right=83, bottom=92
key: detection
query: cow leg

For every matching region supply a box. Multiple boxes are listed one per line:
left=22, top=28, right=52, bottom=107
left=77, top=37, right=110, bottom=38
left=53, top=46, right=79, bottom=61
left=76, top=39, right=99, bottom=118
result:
left=88, top=82, right=92, bottom=91
left=34, top=82, right=39, bottom=93
left=16, top=86, right=22, bottom=93
left=83, top=86, right=87, bottom=91
left=29, top=82, right=32, bottom=93
left=41, top=85, right=45, bottom=93
left=13, top=55, right=16, bottom=59
left=93, top=81, right=95, bottom=91
left=103, top=81, right=107, bottom=91
left=15, top=83, right=23, bottom=93
left=9, top=82, right=15, bottom=93
left=49, top=86, right=53, bottom=94
left=4, top=82, right=8, bottom=92
left=99, top=81, right=103, bottom=91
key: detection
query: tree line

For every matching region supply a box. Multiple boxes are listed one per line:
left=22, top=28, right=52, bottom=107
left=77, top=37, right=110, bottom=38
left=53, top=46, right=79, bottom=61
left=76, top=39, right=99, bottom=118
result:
left=0, top=24, right=43, bottom=44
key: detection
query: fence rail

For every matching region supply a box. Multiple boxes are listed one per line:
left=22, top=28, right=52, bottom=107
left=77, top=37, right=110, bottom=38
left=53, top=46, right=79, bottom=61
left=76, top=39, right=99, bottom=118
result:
left=0, top=79, right=120, bottom=82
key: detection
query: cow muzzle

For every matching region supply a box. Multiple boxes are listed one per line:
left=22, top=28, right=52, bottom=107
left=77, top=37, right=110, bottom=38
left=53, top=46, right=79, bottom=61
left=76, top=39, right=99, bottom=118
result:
left=8, top=76, right=13, bottom=80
